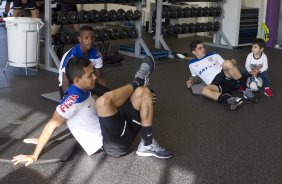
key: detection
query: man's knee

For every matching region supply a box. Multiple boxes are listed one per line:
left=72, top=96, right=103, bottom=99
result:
left=96, top=93, right=111, bottom=109
left=222, top=60, right=236, bottom=69
left=134, top=87, right=152, bottom=101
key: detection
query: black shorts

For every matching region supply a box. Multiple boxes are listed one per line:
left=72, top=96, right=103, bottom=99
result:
left=58, top=3, right=78, bottom=12
left=211, top=70, right=236, bottom=94
left=14, top=0, right=37, bottom=10
left=99, top=99, right=141, bottom=158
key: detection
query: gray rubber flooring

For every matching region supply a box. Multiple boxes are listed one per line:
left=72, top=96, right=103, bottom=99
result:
left=1, top=25, right=282, bottom=184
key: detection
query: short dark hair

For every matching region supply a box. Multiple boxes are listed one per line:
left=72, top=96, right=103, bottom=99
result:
left=251, top=38, right=265, bottom=48
left=190, top=40, right=203, bottom=51
left=66, top=57, right=91, bottom=84
left=79, top=25, right=95, bottom=36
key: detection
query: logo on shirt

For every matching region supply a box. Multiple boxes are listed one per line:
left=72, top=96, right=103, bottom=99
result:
left=59, top=94, right=79, bottom=113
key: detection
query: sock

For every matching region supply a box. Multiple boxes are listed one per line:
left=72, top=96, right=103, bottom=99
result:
left=141, top=126, right=153, bottom=146
left=130, top=77, right=144, bottom=90
left=218, top=94, right=232, bottom=103
left=237, top=76, right=247, bottom=90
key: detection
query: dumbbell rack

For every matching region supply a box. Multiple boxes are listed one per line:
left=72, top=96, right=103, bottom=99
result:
left=153, top=0, right=233, bottom=53
left=44, top=1, right=153, bottom=73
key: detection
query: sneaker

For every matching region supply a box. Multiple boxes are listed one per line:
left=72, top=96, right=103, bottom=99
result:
left=243, top=88, right=257, bottom=103
left=136, top=139, right=172, bottom=159
left=264, top=87, right=273, bottom=97
left=134, top=56, right=155, bottom=86
left=227, top=97, right=243, bottom=110
left=238, top=86, right=244, bottom=92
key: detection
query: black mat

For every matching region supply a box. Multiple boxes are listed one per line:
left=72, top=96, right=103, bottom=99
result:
left=0, top=134, right=77, bottom=164
left=41, top=91, right=61, bottom=103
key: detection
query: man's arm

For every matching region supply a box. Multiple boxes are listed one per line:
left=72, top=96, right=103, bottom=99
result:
left=12, top=111, right=65, bottom=166
left=94, top=68, right=107, bottom=87
left=62, top=72, right=70, bottom=93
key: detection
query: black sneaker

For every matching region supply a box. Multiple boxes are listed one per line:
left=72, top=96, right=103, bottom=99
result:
left=136, top=139, right=172, bottom=159
left=227, top=97, right=243, bottom=110
left=134, top=56, right=155, bottom=86
left=243, top=88, right=257, bottom=103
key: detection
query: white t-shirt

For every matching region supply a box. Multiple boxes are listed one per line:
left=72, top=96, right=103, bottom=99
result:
left=58, top=44, right=103, bottom=87
left=56, top=85, right=103, bottom=155
left=245, top=52, right=268, bottom=73
left=188, top=52, right=224, bottom=85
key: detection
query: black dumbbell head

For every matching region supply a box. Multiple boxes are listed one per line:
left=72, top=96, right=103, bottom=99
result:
left=125, top=10, right=134, bottom=20
left=133, top=10, right=141, bottom=20
left=128, top=28, right=138, bottom=38
left=78, top=10, right=90, bottom=23
left=100, top=29, right=110, bottom=41
left=68, top=11, right=78, bottom=24
left=89, top=10, right=100, bottom=22
left=108, top=10, right=118, bottom=21
left=117, top=9, right=126, bottom=21
left=119, top=28, right=129, bottom=39
left=60, top=31, right=72, bottom=44
left=173, top=23, right=182, bottom=34
left=110, top=29, right=120, bottom=40
left=99, top=9, right=109, bottom=22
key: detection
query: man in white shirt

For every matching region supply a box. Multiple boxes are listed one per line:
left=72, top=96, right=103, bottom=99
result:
left=186, top=40, right=256, bottom=110
left=12, top=56, right=172, bottom=166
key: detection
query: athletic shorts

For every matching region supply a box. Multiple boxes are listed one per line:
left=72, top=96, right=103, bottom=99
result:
left=14, top=0, right=37, bottom=10
left=211, top=69, right=236, bottom=94
left=58, top=3, right=78, bottom=12
left=99, top=99, right=141, bottom=158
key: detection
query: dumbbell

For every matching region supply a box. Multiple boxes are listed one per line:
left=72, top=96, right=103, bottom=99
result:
left=201, top=23, right=207, bottom=32
left=72, top=32, right=79, bottom=43
left=99, top=9, right=109, bottom=22
left=119, top=28, right=129, bottom=39
left=165, top=25, right=175, bottom=35
left=188, top=23, right=196, bottom=33
left=197, top=7, right=203, bottom=17
left=52, top=11, right=68, bottom=24
left=195, top=23, right=203, bottom=32
left=181, top=23, right=189, bottom=33
left=206, top=21, right=213, bottom=31
left=100, top=29, right=110, bottom=41
left=169, top=7, right=178, bottom=18
left=67, top=11, right=78, bottom=24
left=209, top=7, right=217, bottom=17
left=173, top=24, right=182, bottom=34
left=176, top=7, right=184, bottom=18
left=190, top=7, right=196, bottom=17
left=110, top=29, right=120, bottom=40
left=125, top=10, right=134, bottom=20
left=94, top=29, right=101, bottom=42
left=128, top=28, right=138, bottom=38
left=215, top=6, right=222, bottom=16
left=133, top=10, right=141, bottom=20
left=117, top=9, right=126, bottom=21
left=183, top=7, right=191, bottom=18
left=213, top=21, right=220, bottom=31
left=56, top=31, right=72, bottom=44
left=203, top=7, right=210, bottom=16
left=78, top=10, right=89, bottom=23
left=162, top=6, right=171, bottom=19
left=108, top=10, right=118, bottom=21
left=89, top=10, right=100, bottom=22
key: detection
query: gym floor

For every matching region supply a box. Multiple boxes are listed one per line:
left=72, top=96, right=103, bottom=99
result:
left=1, top=23, right=282, bottom=184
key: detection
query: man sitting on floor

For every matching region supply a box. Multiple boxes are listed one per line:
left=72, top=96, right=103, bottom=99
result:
left=186, top=40, right=256, bottom=110
left=59, top=25, right=108, bottom=99
left=12, top=56, right=172, bottom=166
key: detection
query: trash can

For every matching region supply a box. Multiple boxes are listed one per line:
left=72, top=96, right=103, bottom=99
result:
left=4, top=17, right=44, bottom=68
